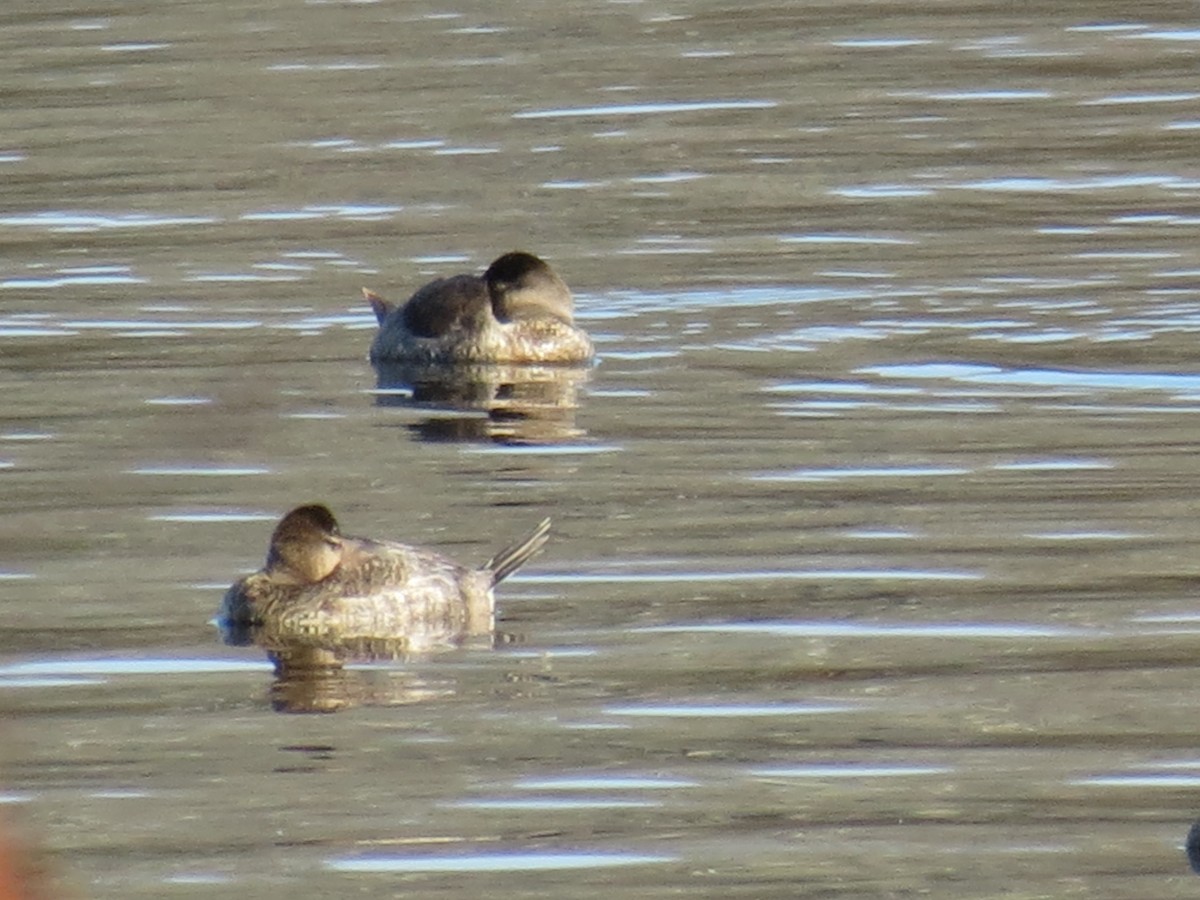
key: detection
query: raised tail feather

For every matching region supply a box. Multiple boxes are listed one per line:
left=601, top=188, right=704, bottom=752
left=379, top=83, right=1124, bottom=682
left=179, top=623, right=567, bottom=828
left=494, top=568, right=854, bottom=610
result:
left=362, top=287, right=392, bottom=325
left=486, top=518, right=551, bottom=586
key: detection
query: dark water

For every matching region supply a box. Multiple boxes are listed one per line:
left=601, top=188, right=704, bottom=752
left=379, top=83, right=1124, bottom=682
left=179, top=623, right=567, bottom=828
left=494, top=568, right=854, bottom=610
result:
left=4, top=1, right=1200, bottom=897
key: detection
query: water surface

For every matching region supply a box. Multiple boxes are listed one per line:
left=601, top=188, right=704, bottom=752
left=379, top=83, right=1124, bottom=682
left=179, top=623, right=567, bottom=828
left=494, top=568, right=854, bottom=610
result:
left=3, top=1, right=1200, bottom=898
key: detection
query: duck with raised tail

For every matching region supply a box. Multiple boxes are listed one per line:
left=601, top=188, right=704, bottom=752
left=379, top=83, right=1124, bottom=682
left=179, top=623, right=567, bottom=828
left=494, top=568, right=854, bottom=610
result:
left=221, top=504, right=550, bottom=643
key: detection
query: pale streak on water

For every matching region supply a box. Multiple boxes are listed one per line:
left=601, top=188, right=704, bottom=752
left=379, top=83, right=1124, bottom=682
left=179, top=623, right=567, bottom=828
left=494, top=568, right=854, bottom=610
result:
left=2, top=1, right=1200, bottom=898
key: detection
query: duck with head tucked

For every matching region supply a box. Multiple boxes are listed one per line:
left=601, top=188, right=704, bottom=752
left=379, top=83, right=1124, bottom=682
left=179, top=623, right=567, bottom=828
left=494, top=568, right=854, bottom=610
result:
left=364, top=251, right=594, bottom=365
left=221, top=504, right=550, bottom=645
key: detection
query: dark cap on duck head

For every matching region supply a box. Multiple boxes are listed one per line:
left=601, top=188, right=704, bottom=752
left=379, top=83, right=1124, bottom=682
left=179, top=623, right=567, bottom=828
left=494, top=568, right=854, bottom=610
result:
left=484, top=251, right=552, bottom=285
left=266, top=504, right=344, bottom=584
left=484, top=251, right=574, bottom=323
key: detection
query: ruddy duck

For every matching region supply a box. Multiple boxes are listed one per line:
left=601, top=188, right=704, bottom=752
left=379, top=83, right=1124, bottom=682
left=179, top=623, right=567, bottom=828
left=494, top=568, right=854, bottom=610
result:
left=221, top=504, right=550, bottom=641
left=364, top=251, right=594, bottom=364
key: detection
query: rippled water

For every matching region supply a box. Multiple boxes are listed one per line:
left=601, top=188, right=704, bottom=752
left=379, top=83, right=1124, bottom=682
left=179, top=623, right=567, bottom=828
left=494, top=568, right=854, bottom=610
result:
left=3, top=1, right=1200, bottom=898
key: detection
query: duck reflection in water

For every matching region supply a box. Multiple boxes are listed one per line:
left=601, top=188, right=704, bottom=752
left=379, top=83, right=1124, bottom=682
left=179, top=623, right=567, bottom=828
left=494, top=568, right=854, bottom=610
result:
left=364, top=251, right=593, bottom=444
left=266, top=644, right=461, bottom=714
left=218, top=504, right=547, bottom=712
left=373, top=360, right=590, bottom=444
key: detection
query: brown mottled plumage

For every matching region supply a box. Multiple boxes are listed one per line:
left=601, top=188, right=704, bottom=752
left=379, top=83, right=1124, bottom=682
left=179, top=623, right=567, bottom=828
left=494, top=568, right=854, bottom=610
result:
left=221, top=505, right=550, bottom=646
left=365, top=251, right=594, bottom=364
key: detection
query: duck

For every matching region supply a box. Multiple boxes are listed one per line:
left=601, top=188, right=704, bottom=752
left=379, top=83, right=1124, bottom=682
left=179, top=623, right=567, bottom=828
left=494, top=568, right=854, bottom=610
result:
left=364, top=251, right=594, bottom=364
left=221, top=504, right=550, bottom=643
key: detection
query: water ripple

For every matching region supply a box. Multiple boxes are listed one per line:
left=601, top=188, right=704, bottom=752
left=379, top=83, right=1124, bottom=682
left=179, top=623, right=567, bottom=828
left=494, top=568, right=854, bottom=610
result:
left=514, top=99, right=777, bottom=118
left=751, top=465, right=972, bottom=482
left=604, top=702, right=857, bottom=718
left=1072, top=774, right=1200, bottom=788
left=895, top=89, right=1055, bottom=101
left=128, top=465, right=272, bottom=476
left=956, top=173, right=1184, bottom=192
left=992, top=459, right=1113, bottom=471
left=515, top=775, right=697, bottom=790
left=525, top=567, right=982, bottom=584
left=1083, top=92, right=1200, bottom=105
left=64, top=319, right=260, bottom=331
left=147, top=511, right=276, bottom=523
left=641, top=621, right=1090, bottom=639
left=447, top=797, right=660, bottom=810
left=240, top=204, right=400, bottom=221
left=2, top=267, right=146, bottom=288
left=0, top=211, right=217, bottom=231
left=0, top=657, right=267, bottom=678
left=863, top=362, right=1200, bottom=394
left=830, top=38, right=933, bottom=49
left=1125, top=29, right=1200, bottom=42
left=750, top=764, right=953, bottom=778
left=779, top=232, right=915, bottom=245
left=101, top=42, right=171, bottom=52
left=327, top=851, right=675, bottom=872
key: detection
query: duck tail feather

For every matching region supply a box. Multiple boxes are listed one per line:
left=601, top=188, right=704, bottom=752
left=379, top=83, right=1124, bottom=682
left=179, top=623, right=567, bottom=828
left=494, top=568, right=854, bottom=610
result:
left=363, top=287, right=392, bottom=325
left=486, top=517, right=551, bottom=586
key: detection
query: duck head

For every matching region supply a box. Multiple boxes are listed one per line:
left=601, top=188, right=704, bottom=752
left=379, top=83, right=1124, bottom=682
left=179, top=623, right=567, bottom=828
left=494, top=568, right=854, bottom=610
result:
left=265, top=504, right=344, bottom=584
left=484, top=251, right=575, bottom=324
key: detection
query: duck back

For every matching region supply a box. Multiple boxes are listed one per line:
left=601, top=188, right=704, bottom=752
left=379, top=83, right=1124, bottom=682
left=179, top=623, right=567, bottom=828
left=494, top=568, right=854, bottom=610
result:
left=401, top=274, right=490, bottom=338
